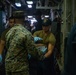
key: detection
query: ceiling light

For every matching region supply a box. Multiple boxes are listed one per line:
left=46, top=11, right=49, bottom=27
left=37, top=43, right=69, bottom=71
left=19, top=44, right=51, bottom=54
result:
left=31, top=19, right=37, bottom=23
left=28, top=16, right=33, bottom=18
left=15, top=3, right=21, bottom=7
left=28, top=5, right=32, bottom=8
left=27, top=1, right=33, bottom=4
left=45, top=15, right=49, bottom=18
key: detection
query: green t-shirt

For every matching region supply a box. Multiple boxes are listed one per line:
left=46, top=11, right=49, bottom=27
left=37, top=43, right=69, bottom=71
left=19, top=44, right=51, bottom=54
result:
left=33, top=30, right=56, bottom=46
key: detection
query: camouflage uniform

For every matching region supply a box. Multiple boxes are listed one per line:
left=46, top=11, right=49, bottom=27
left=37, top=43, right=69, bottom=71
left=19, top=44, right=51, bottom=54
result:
left=5, top=24, right=42, bottom=75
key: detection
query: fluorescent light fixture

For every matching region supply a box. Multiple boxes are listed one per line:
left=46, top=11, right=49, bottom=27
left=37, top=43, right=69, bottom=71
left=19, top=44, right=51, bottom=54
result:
left=28, top=16, right=33, bottom=18
left=15, top=3, right=21, bottom=7
left=30, top=18, right=37, bottom=25
left=31, top=18, right=37, bottom=22
left=27, top=1, right=33, bottom=4
left=28, top=5, right=32, bottom=8
left=45, top=15, right=49, bottom=18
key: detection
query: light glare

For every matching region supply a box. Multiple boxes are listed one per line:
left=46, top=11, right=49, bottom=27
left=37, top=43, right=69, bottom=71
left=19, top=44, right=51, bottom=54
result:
left=28, top=16, right=33, bottom=18
left=27, top=1, right=33, bottom=4
left=15, top=3, right=21, bottom=7
left=45, top=15, right=49, bottom=18
left=28, top=5, right=32, bottom=8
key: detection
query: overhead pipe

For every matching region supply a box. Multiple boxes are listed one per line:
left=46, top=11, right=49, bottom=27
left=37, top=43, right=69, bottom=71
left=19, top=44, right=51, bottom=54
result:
left=5, top=0, right=17, bottom=9
left=36, top=6, right=58, bottom=9
left=21, top=0, right=26, bottom=5
left=53, top=0, right=62, bottom=3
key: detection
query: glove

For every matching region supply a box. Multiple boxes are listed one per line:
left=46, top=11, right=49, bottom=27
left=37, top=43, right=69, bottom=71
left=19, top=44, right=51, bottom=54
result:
left=37, top=46, right=47, bottom=54
left=41, top=46, right=47, bottom=54
left=0, top=55, right=2, bottom=63
left=34, top=37, right=43, bottom=42
left=28, top=54, right=31, bottom=59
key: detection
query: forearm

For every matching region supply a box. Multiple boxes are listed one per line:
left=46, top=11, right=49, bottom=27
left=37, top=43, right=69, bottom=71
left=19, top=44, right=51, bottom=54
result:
left=0, top=40, right=5, bottom=55
left=0, top=43, right=4, bottom=62
left=44, top=43, right=54, bottom=58
left=44, top=50, right=53, bottom=58
left=0, top=44, right=5, bottom=54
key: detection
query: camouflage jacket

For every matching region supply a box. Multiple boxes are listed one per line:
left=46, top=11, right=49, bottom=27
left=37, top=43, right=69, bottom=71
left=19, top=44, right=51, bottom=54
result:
left=5, top=24, right=42, bottom=73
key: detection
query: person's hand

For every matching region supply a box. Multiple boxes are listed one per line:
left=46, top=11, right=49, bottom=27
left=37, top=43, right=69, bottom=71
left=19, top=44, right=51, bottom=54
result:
left=41, top=46, right=47, bottom=54
left=39, top=55, right=46, bottom=61
left=0, top=55, right=2, bottom=63
left=37, top=46, right=47, bottom=54
left=28, top=54, right=31, bottom=59
left=34, top=37, right=43, bottom=42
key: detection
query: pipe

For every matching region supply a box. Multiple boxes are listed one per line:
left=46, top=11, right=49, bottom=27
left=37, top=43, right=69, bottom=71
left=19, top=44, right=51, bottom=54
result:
left=6, top=0, right=17, bottom=9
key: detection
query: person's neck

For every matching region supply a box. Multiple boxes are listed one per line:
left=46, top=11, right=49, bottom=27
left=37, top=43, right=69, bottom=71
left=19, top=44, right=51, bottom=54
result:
left=43, top=31, right=50, bottom=35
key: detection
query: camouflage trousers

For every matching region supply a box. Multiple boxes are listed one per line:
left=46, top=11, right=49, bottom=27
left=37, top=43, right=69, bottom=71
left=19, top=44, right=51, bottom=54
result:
left=6, top=71, right=30, bottom=75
